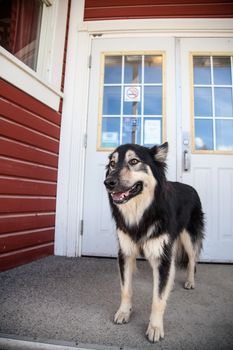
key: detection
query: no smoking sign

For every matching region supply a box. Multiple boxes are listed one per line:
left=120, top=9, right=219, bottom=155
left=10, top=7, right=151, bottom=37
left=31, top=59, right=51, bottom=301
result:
left=124, top=86, right=141, bottom=102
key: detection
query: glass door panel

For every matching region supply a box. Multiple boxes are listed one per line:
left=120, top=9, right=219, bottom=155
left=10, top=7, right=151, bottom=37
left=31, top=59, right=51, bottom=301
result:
left=98, top=53, right=164, bottom=150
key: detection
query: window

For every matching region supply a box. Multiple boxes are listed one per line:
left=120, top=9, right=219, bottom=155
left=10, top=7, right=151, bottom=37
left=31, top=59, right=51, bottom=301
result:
left=98, top=53, right=165, bottom=150
left=193, top=55, right=233, bottom=152
left=0, top=0, right=45, bottom=71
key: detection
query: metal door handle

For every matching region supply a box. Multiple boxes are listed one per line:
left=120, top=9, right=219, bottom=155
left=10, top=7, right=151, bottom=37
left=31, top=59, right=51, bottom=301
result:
left=184, top=150, right=190, bottom=171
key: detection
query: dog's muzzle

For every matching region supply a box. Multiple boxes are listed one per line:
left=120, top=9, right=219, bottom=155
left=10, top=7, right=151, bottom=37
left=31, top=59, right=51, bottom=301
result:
left=104, top=177, right=143, bottom=204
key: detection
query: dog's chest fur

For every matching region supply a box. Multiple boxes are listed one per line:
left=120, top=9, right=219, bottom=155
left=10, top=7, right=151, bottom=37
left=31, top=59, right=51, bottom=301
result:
left=117, top=229, right=169, bottom=260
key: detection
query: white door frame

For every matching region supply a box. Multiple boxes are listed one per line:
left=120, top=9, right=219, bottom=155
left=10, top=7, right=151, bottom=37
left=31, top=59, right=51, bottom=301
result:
left=54, top=0, right=233, bottom=257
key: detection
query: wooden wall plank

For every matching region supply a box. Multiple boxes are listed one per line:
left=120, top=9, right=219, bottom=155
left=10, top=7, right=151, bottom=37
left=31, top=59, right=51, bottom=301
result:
left=0, top=243, right=54, bottom=272
left=0, top=197, right=56, bottom=214
left=0, top=117, right=59, bottom=154
left=0, top=157, right=57, bottom=181
left=84, top=0, right=233, bottom=20
left=0, top=213, right=55, bottom=234
left=0, top=137, right=58, bottom=168
left=86, top=0, right=233, bottom=7
left=0, top=177, right=56, bottom=196
left=0, top=98, right=60, bottom=139
left=0, top=228, right=54, bottom=253
left=0, top=79, right=61, bottom=126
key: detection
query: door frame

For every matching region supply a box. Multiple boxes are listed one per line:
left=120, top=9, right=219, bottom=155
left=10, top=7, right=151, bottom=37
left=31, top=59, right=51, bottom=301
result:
left=54, top=0, right=233, bottom=257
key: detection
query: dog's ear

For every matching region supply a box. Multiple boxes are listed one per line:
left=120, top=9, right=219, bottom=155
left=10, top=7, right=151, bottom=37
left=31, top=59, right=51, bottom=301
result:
left=150, top=142, right=168, bottom=162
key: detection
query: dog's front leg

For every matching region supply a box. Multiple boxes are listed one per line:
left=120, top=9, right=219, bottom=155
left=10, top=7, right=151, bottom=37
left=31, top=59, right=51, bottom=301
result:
left=147, top=256, right=175, bottom=342
left=114, top=249, right=136, bottom=324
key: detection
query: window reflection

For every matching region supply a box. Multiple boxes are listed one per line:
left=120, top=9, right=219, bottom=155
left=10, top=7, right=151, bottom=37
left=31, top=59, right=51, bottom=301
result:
left=144, top=55, right=162, bottom=84
left=213, top=57, right=232, bottom=85
left=103, top=86, right=121, bottom=115
left=195, top=120, right=213, bottom=150
left=144, top=86, right=162, bottom=115
left=194, top=87, right=212, bottom=116
left=104, top=56, right=122, bottom=84
left=124, top=56, right=142, bottom=84
left=0, top=0, right=43, bottom=70
left=216, top=120, right=233, bottom=151
left=193, top=55, right=233, bottom=152
left=193, top=56, right=211, bottom=85
left=214, top=88, right=233, bottom=117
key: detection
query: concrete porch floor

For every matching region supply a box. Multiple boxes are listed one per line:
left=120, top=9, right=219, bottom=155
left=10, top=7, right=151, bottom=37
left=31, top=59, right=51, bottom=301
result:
left=0, top=256, right=233, bottom=350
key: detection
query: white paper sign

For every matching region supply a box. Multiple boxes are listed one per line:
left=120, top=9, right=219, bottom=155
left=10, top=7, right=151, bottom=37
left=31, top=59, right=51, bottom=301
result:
left=124, top=86, right=141, bottom=102
left=102, top=132, right=118, bottom=144
left=144, top=119, right=161, bottom=145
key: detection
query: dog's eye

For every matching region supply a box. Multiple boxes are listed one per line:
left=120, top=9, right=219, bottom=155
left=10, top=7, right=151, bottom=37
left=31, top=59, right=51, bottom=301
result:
left=129, top=158, right=139, bottom=166
left=110, top=160, right=116, bottom=168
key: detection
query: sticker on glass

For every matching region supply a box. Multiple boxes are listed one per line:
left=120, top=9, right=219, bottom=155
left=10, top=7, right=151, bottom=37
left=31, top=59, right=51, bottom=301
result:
left=124, top=86, right=141, bottom=102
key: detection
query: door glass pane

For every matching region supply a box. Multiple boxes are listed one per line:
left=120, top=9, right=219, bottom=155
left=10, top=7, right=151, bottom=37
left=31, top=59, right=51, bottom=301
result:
left=194, top=87, right=212, bottom=116
left=123, top=100, right=142, bottom=115
left=99, top=53, right=164, bottom=149
left=213, top=57, right=232, bottom=85
left=193, top=55, right=233, bottom=152
left=195, top=119, right=213, bottom=150
left=144, top=86, right=162, bottom=115
left=193, top=56, right=211, bottom=84
left=216, top=120, right=233, bottom=151
left=103, top=86, right=121, bottom=115
left=104, top=56, right=122, bottom=84
left=124, top=56, right=142, bottom=84
left=101, top=117, right=120, bottom=148
left=214, top=88, right=233, bottom=117
left=144, top=55, right=162, bottom=83
left=122, top=117, right=141, bottom=144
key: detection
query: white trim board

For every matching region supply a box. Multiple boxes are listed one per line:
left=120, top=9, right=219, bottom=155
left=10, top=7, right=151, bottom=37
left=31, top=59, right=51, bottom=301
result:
left=0, top=48, right=63, bottom=110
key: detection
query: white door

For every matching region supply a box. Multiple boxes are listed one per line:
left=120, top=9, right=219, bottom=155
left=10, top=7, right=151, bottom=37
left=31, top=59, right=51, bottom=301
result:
left=180, top=38, right=233, bottom=262
left=82, top=37, right=177, bottom=256
left=82, top=36, right=233, bottom=262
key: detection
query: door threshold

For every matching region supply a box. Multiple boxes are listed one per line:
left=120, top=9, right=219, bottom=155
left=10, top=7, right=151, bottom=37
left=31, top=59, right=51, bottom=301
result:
left=0, top=333, right=136, bottom=350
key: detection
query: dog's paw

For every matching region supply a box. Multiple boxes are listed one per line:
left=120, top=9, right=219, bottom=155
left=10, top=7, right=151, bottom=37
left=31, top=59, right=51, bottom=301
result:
left=146, top=323, right=164, bottom=343
left=114, top=308, right=131, bottom=324
left=184, top=280, right=195, bottom=289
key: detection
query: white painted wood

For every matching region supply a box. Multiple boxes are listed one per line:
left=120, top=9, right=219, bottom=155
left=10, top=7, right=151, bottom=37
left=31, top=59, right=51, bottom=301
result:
left=82, top=37, right=177, bottom=256
left=180, top=38, right=233, bottom=262
left=55, top=0, right=88, bottom=257
left=82, top=18, right=233, bottom=36
left=0, top=0, right=68, bottom=111
left=0, top=48, right=62, bottom=110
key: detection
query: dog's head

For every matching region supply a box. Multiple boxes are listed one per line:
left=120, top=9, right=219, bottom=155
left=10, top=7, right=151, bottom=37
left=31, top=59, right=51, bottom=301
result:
left=104, top=142, right=168, bottom=205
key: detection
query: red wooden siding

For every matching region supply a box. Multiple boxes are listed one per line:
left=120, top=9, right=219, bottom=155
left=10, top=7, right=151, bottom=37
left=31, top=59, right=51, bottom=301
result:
left=0, top=79, right=61, bottom=271
left=84, top=0, right=233, bottom=20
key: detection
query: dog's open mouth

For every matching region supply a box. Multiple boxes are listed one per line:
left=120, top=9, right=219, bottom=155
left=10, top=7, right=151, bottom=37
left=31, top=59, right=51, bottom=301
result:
left=110, top=181, right=143, bottom=204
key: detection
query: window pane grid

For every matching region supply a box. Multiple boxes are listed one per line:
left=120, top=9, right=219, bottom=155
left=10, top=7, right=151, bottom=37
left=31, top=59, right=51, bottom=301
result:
left=100, top=53, right=164, bottom=149
left=193, top=55, right=233, bottom=152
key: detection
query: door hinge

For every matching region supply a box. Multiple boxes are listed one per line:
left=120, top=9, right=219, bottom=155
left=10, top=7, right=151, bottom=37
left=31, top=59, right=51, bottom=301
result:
left=83, top=133, right=87, bottom=148
left=80, top=219, right=84, bottom=236
left=88, top=55, right=92, bottom=69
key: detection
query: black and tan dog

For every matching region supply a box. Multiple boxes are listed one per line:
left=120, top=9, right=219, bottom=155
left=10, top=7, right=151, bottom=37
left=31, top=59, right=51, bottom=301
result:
left=104, top=142, right=204, bottom=343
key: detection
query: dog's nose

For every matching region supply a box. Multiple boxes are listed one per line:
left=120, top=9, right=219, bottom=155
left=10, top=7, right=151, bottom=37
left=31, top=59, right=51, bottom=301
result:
left=104, top=177, right=118, bottom=191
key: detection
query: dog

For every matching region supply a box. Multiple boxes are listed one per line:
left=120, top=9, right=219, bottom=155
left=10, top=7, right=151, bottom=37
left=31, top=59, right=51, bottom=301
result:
left=104, top=142, right=204, bottom=343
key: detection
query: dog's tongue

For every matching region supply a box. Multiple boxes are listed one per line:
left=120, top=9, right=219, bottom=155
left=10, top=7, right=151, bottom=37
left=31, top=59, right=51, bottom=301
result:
left=111, top=190, right=130, bottom=201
